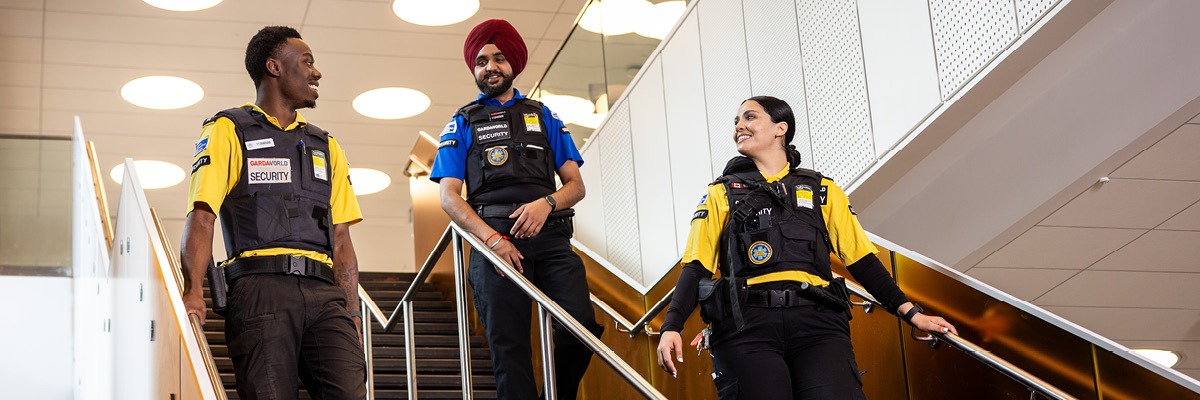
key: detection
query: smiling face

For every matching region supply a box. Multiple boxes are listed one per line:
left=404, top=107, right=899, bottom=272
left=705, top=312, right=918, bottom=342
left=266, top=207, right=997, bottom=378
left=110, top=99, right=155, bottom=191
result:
left=734, top=100, right=788, bottom=157
left=473, top=43, right=515, bottom=99
left=272, top=37, right=321, bottom=109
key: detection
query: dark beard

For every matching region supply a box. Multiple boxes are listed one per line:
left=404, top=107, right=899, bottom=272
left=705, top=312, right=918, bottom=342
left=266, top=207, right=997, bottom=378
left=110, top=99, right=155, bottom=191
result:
left=476, top=72, right=514, bottom=99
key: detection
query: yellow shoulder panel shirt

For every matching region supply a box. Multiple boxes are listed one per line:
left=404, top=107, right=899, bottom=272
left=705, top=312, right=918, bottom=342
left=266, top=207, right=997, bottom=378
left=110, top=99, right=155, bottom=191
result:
left=186, top=103, right=363, bottom=266
left=682, top=163, right=877, bottom=287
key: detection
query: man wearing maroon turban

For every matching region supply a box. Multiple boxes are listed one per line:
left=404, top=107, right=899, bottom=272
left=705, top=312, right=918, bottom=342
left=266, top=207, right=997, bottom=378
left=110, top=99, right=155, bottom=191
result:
left=430, top=19, right=603, bottom=400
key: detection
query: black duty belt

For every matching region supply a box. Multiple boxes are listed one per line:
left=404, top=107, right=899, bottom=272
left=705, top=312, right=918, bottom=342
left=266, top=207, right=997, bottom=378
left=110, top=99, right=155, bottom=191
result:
left=745, top=289, right=817, bottom=308
left=224, top=255, right=335, bottom=285
left=475, top=203, right=576, bottom=219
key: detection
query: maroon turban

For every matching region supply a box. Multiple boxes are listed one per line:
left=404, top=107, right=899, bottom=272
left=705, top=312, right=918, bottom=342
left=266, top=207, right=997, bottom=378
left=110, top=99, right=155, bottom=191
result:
left=463, top=19, right=528, bottom=77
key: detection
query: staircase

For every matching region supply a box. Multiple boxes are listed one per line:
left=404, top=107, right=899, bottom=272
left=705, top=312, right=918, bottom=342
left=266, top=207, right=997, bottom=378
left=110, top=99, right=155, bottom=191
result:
left=203, top=271, right=499, bottom=399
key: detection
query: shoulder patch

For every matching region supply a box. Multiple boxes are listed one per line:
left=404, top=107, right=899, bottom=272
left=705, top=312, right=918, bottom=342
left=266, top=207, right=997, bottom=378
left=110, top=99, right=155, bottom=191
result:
left=698, top=193, right=708, bottom=205
left=848, top=204, right=856, bottom=215
left=439, top=139, right=458, bottom=149
left=191, top=155, right=210, bottom=174
left=692, top=209, right=708, bottom=220
left=441, top=120, right=457, bottom=135
left=560, top=126, right=571, bottom=135
left=194, top=136, right=210, bottom=156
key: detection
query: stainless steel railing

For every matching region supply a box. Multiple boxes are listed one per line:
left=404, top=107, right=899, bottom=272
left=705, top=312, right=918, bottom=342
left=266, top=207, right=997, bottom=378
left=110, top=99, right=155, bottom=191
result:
left=382, top=223, right=667, bottom=400
left=838, top=275, right=1076, bottom=400
left=589, top=288, right=673, bottom=338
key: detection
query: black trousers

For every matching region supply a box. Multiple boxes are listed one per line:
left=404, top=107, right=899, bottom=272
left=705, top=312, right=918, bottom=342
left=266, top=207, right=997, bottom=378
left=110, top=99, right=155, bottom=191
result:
left=709, top=282, right=866, bottom=400
left=225, top=274, right=366, bottom=400
left=468, top=217, right=604, bottom=400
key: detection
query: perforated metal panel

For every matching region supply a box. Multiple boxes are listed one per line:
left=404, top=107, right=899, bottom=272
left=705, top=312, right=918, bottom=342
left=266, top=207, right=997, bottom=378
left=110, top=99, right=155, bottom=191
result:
left=697, top=0, right=751, bottom=176
left=929, top=0, right=1019, bottom=98
left=598, top=102, right=643, bottom=282
left=796, top=0, right=875, bottom=183
left=744, top=0, right=813, bottom=170
left=1016, top=0, right=1060, bottom=33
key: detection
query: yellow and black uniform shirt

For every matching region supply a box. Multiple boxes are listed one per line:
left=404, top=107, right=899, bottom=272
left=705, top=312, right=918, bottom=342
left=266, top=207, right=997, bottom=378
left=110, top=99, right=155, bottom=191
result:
left=187, top=103, right=363, bottom=267
left=683, top=163, right=876, bottom=287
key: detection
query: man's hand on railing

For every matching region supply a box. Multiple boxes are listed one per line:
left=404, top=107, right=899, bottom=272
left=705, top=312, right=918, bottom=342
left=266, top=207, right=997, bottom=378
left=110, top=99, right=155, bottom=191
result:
left=183, top=290, right=207, bottom=325
left=655, top=331, right=685, bottom=378
left=489, top=238, right=524, bottom=277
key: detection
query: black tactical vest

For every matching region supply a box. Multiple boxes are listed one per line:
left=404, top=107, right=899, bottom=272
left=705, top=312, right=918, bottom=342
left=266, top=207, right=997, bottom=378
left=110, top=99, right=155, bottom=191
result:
left=458, top=98, right=556, bottom=206
left=717, top=158, right=833, bottom=282
left=212, top=108, right=335, bottom=261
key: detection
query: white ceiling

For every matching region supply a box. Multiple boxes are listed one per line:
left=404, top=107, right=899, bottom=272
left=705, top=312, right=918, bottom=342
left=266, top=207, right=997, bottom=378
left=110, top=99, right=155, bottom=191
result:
left=966, top=113, right=1200, bottom=376
left=0, top=0, right=586, bottom=271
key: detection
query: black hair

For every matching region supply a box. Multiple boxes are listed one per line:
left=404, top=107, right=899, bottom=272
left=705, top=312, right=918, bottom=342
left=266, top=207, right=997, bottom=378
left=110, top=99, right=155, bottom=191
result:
left=245, top=26, right=302, bottom=88
left=743, top=95, right=802, bottom=166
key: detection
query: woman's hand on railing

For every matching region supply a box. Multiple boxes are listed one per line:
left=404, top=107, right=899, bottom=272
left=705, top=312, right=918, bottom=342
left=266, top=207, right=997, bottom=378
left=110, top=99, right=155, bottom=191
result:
left=489, top=238, right=524, bottom=277
left=183, top=290, right=207, bottom=325
left=656, top=330, right=685, bottom=377
left=912, top=313, right=958, bottom=335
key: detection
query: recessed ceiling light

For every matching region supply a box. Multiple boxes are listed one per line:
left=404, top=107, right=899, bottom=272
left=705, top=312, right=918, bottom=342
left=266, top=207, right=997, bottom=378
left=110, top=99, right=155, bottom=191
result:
left=110, top=160, right=186, bottom=189
left=1132, top=349, right=1181, bottom=368
left=121, top=76, right=204, bottom=110
left=538, top=94, right=606, bottom=128
left=353, top=87, right=431, bottom=120
left=350, top=168, right=391, bottom=195
left=143, top=0, right=222, bottom=11
left=579, top=0, right=648, bottom=36
left=392, top=0, right=479, bottom=26
left=635, top=1, right=686, bottom=39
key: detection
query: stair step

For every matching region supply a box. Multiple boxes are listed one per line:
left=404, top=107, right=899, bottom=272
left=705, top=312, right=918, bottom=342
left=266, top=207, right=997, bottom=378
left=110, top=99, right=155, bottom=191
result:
left=225, top=389, right=497, bottom=399
left=212, top=357, right=494, bottom=374
left=205, top=332, right=484, bottom=348
left=201, top=320, right=465, bottom=335
left=220, top=373, right=495, bottom=389
left=208, top=345, right=491, bottom=360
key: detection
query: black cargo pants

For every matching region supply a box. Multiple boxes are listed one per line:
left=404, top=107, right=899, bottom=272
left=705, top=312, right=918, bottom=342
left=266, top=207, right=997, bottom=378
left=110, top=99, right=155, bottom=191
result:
left=225, top=273, right=366, bottom=400
left=468, top=216, right=605, bottom=400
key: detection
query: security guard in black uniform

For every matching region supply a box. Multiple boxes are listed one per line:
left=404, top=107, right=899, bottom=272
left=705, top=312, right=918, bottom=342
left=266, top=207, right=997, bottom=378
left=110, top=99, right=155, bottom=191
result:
left=656, top=96, right=958, bottom=399
left=181, top=26, right=366, bottom=399
left=429, top=19, right=603, bottom=399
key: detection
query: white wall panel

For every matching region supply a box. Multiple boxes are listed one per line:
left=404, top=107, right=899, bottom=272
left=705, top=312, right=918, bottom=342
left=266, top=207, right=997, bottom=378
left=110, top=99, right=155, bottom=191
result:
left=73, top=122, right=114, bottom=400
left=599, top=103, right=643, bottom=282
left=697, top=0, right=751, bottom=175
left=797, top=0, right=875, bottom=183
left=574, top=141, right=608, bottom=260
left=661, top=10, right=715, bottom=254
left=929, top=0, right=1019, bottom=97
left=744, top=0, right=814, bottom=170
left=858, top=0, right=943, bottom=157
left=1016, top=0, right=1061, bottom=33
left=627, top=58, right=680, bottom=285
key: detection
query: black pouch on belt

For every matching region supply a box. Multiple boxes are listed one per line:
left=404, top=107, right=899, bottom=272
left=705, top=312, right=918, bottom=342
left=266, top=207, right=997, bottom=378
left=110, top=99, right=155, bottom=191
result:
left=697, top=277, right=729, bottom=324
left=206, top=260, right=229, bottom=317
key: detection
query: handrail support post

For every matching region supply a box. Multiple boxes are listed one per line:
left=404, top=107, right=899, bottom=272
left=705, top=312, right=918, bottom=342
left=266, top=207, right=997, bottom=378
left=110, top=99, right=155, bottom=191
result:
left=539, top=305, right=557, bottom=400
left=453, top=232, right=474, bottom=400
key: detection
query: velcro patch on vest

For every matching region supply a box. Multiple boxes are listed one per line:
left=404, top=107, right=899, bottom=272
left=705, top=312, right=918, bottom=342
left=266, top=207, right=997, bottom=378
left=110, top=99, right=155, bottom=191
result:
left=439, top=139, right=458, bottom=149
left=486, top=146, right=509, bottom=166
left=731, top=182, right=744, bottom=189
left=191, top=155, right=210, bottom=174
left=247, top=158, right=291, bottom=184
left=311, top=149, right=328, bottom=182
left=246, top=138, right=275, bottom=151
left=795, top=184, right=814, bottom=209
left=475, top=121, right=511, bottom=144
left=524, top=113, right=541, bottom=133
left=748, top=241, right=772, bottom=264
left=489, top=110, right=508, bottom=121
left=692, top=209, right=708, bottom=220
left=819, top=185, right=828, bottom=205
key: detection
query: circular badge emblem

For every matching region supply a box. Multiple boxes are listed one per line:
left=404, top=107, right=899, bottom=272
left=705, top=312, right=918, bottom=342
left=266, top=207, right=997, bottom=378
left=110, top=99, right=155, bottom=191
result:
left=748, top=241, right=772, bottom=264
left=487, top=146, right=508, bottom=166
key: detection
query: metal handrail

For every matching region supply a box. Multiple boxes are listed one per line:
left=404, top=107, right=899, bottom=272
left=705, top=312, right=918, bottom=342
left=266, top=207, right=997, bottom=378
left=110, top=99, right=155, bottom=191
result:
left=839, top=275, right=1075, bottom=400
left=386, top=222, right=667, bottom=400
left=589, top=288, right=673, bottom=338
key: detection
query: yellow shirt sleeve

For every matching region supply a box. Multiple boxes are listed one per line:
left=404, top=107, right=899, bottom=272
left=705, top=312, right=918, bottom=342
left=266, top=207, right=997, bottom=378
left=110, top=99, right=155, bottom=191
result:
left=681, top=183, right=729, bottom=275
left=327, top=136, right=363, bottom=226
left=821, top=178, right=877, bottom=265
left=186, top=117, right=241, bottom=214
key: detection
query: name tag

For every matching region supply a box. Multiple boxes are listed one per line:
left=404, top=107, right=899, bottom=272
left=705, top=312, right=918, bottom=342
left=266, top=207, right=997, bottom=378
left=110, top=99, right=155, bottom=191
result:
left=524, top=113, right=541, bottom=132
left=246, top=138, right=275, bottom=150
left=475, top=121, right=511, bottom=144
left=247, top=158, right=291, bottom=184
left=796, top=184, right=814, bottom=209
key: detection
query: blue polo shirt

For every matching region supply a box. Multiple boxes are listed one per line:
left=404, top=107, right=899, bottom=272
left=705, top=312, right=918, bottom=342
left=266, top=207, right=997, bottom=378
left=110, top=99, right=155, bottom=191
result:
left=430, top=89, right=583, bottom=183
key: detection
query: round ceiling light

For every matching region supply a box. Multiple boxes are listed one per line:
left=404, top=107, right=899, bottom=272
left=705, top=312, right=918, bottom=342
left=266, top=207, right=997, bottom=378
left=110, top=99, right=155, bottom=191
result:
left=350, top=168, right=391, bottom=195
left=143, top=0, right=222, bottom=11
left=353, top=87, right=431, bottom=120
left=538, top=94, right=606, bottom=129
left=1131, top=349, right=1181, bottom=368
left=121, top=76, right=204, bottom=110
left=635, top=1, right=686, bottom=40
left=109, top=160, right=186, bottom=189
left=392, top=0, right=479, bottom=26
left=579, top=0, right=651, bottom=36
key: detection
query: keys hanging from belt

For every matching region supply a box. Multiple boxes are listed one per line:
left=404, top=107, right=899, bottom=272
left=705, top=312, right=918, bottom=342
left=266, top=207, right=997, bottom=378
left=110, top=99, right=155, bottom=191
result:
left=696, top=326, right=713, bottom=357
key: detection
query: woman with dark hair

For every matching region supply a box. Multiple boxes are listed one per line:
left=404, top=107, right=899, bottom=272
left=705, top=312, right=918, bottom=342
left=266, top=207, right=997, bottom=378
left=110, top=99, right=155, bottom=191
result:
left=655, top=96, right=956, bottom=399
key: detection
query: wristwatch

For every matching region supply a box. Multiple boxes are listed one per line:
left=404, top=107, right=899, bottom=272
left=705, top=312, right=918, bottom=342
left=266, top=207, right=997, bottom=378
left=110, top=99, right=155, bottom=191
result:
left=543, top=195, right=557, bottom=210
